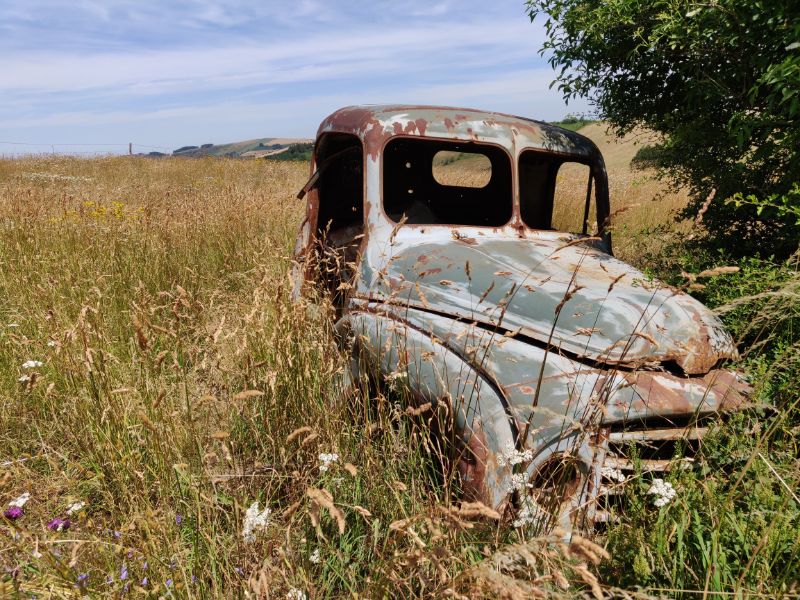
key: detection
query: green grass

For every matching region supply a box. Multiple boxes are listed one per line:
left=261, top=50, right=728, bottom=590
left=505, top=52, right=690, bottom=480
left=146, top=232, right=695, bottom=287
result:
left=0, top=155, right=797, bottom=598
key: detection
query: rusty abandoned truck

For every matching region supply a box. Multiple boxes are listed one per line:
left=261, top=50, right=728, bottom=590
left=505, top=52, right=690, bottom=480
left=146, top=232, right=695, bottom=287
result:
left=293, top=105, right=750, bottom=531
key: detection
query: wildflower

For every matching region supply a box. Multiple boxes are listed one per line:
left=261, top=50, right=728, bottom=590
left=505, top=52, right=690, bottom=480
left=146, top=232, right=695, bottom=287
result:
left=119, top=564, right=128, bottom=581
left=287, top=589, right=307, bottom=600
left=4, top=506, right=23, bottom=520
left=76, top=573, right=89, bottom=587
left=18, top=375, right=31, bottom=383
left=601, top=466, right=626, bottom=483
left=47, top=340, right=57, bottom=348
left=318, top=452, right=339, bottom=473
left=21, top=360, right=43, bottom=369
left=106, top=575, right=113, bottom=585
left=512, top=496, right=547, bottom=529
left=497, top=442, right=533, bottom=468
left=507, top=472, right=533, bottom=493
left=647, top=478, right=677, bottom=508
left=66, top=501, right=86, bottom=515
left=175, top=514, right=182, bottom=525
left=165, top=579, right=173, bottom=588
left=242, top=501, right=271, bottom=542
left=141, top=577, right=148, bottom=587
left=9, top=492, right=31, bottom=508
left=47, top=517, right=71, bottom=531
left=310, top=548, right=321, bottom=564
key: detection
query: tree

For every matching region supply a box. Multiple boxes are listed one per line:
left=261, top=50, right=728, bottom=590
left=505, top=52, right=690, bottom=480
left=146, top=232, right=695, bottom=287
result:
left=526, top=0, right=800, bottom=257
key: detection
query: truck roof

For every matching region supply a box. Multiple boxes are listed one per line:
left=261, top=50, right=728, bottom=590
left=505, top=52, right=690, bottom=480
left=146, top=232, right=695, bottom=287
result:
left=316, top=105, right=601, bottom=161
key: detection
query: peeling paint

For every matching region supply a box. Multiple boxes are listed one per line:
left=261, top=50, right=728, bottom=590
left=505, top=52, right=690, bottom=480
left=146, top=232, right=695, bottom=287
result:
left=297, top=105, right=754, bottom=532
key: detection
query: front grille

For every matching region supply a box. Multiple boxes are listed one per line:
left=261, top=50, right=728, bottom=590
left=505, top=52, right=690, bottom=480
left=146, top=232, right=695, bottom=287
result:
left=590, top=421, right=708, bottom=527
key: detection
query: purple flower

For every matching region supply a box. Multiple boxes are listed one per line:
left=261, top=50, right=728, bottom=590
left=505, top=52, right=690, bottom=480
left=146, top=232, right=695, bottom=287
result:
left=76, top=573, right=89, bottom=588
left=141, top=577, right=148, bottom=587
left=175, top=514, right=182, bottom=525
left=112, top=530, right=121, bottom=539
left=234, top=566, right=244, bottom=576
left=120, top=564, right=128, bottom=580
left=106, top=575, right=114, bottom=584
left=165, top=579, right=173, bottom=588
left=47, top=517, right=70, bottom=531
left=4, top=506, right=23, bottom=520
left=191, top=575, right=198, bottom=584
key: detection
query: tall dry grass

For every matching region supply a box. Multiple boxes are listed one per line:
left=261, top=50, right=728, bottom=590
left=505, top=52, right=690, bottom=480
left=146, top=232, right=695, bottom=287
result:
left=0, top=156, right=611, bottom=598
left=1, top=154, right=795, bottom=598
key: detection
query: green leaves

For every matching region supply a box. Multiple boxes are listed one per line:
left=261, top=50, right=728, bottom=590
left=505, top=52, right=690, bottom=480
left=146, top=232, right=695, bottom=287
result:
left=526, top=0, right=800, bottom=258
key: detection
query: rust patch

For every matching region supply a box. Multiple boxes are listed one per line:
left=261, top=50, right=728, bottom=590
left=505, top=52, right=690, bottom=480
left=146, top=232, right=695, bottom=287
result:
left=458, top=426, right=492, bottom=506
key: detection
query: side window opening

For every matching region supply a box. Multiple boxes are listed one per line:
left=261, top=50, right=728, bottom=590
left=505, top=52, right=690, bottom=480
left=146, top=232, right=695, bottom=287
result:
left=315, top=133, right=364, bottom=241
left=313, top=133, right=364, bottom=308
left=519, top=150, right=596, bottom=234
left=384, top=138, right=512, bottom=227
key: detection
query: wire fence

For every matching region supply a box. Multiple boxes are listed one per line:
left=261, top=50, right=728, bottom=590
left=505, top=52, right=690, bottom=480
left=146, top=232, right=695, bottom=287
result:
left=0, top=141, right=174, bottom=157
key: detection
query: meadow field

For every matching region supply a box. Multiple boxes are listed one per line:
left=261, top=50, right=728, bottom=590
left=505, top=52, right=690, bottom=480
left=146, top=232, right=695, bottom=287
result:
left=0, top=136, right=797, bottom=598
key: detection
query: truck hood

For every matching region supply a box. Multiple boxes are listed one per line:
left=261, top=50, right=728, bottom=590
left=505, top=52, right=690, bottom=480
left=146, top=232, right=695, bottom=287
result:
left=363, top=234, right=737, bottom=375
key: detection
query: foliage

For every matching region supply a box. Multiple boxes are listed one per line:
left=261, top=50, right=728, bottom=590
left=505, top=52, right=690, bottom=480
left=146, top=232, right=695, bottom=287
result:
left=267, top=143, right=314, bottom=162
left=729, top=182, right=800, bottom=225
left=550, top=113, right=595, bottom=131
left=526, top=0, right=800, bottom=257
left=609, top=226, right=800, bottom=596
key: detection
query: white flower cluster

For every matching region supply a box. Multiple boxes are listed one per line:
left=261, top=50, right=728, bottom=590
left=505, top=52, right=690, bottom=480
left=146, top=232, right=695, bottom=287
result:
left=10, top=492, right=31, bottom=508
left=66, top=501, right=86, bottom=515
left=601, top=466, right=626, bottom=483
left=18, top=375, right=31, bottom=383
left=242, top=501, right=271, bottom=543
left=497, top=442, right=533, bottom=468
left=21, top=360, right=43, bottom=369
left=647, top=478, right=677, bottom=508
left=309, top=548, right=321, bottom=564
left=507, top=473, right=533, bottom=493
left=286, top=588, right=307, bottom=600
left=512, top=496, right=547, bottom=529
left=319, top=452, right=339, bottom=473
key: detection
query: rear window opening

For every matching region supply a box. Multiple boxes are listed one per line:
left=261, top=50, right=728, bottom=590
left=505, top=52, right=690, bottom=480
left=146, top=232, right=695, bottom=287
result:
left=519, top=150, right=597, bottom=234
left=432, top=151, right=492, bottom=187
left=383, top=138, right=512, bottom=227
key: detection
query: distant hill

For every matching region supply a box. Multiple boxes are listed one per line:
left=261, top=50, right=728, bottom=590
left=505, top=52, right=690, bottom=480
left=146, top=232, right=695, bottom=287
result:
left=172, top=137, right=313, bottom=158
left=264, top=143, right=313, bottom=162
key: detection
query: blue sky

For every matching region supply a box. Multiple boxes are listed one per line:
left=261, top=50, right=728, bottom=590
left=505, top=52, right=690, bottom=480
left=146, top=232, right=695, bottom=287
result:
left=0, top=0, right=590, bottom=154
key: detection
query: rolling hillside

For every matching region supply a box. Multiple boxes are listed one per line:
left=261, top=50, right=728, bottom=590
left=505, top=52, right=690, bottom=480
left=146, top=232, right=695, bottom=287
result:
left=172, top=137, right=312, bottom=158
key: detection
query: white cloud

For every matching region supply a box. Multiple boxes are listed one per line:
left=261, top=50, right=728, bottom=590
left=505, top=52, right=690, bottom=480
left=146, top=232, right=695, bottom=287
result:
left=1, top=20, right=543, bottom=97
left=0, top=0, right=579, bottom=150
